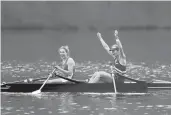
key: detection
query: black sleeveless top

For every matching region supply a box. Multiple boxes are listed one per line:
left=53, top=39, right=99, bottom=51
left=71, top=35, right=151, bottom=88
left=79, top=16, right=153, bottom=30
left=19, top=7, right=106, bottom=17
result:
left=61, top=57, right=75, bottom=78
left=113, top=58, right=126, bottom=74
left=62, top=58, right=69, bottom=71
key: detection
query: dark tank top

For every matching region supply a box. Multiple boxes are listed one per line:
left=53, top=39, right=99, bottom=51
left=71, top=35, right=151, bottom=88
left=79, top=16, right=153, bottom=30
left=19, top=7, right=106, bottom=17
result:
left=113, top=58, right=126, bottom=83
left=61, top=57, right=75, bottom=78
left=113, top=57, right=126, bottom=74
left=62, top=58, right=69, bottom=71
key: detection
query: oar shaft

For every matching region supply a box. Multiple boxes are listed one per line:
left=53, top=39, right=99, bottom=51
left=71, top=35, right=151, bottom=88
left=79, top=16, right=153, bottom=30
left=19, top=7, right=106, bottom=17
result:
left=1, top=74, right=57, bottom=86
left=111, top=66, right=117, bottom=93
left=111, top=66, right=146, bottom=83
left=55, top=74, right=85, bottom=83
left=112, top=73, right=117, bottom=93
left=32, top=74, right=56, bottom=82
left=38, top=69, right=56, bottom=91
left=120, top=75, right=145, bottom=83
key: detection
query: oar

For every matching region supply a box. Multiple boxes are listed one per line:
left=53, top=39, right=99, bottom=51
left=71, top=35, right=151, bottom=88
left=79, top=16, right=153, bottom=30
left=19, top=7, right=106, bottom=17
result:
left=116, top=73, right=146, bottom=84
left=121, top=75, right=146, bottom=83
left=1, top=74, right=57, bottom=86
left=110, top=66, right=117, bottom=94
left=1, top=80, right=25, bottom=86
left=31, top=68, right=56, bottom=94
left=111, top=65, right=146, bottom=84
left=55, top=74, right=86, bottom=84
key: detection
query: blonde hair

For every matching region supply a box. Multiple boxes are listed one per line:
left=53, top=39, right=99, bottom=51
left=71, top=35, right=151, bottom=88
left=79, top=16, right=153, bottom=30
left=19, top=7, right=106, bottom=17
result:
left=58, top=45, right=70, bottom=56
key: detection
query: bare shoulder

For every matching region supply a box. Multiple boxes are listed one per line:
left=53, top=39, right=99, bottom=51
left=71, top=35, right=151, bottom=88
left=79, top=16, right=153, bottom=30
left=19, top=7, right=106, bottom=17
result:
left=120, top=57, right=126, bottom=66
left=67, top=58, right=75, bottom=65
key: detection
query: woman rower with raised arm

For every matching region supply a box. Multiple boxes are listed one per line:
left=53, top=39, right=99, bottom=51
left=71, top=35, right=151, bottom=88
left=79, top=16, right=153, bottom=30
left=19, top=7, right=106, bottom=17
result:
left=87, top=30, right=127, bottom=83
left=47, top=45, right=75, bottom=83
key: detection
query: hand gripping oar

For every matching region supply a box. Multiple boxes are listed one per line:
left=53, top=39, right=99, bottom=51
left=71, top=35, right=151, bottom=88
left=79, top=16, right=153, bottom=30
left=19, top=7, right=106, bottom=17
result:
left=32, top=68, right=56, bottom=94
left=110, top=66, right=117, bottom=94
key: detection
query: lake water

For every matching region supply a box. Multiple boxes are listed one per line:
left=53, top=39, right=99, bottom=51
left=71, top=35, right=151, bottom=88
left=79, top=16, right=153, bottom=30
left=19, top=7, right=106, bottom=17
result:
left=1, top=60, right=171, bottom=115
left=1, top=91, right=171, bottom=115
left=1, top=30, right=171, bottom=115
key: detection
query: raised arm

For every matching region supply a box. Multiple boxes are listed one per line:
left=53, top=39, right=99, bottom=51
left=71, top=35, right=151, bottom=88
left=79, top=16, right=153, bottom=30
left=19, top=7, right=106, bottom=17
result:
left=97, top=32, right=112, bottom=56
left=114, top=30, right=126, bottom=59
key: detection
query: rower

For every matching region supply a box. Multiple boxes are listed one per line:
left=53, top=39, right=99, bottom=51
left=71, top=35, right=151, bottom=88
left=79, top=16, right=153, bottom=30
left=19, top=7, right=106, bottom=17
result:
left=87, top=30, right=127, bottom=83
left=47, top=45, right=76, bottom=83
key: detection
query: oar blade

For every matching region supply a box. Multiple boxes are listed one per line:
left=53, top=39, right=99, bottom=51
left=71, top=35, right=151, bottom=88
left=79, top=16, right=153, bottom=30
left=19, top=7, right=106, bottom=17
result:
left=32, top=90, right=41, bottom=94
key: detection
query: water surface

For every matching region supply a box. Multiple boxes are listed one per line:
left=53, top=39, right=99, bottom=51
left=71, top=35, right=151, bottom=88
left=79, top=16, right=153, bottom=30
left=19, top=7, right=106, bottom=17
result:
left=1, top=91, right=171, bottom=115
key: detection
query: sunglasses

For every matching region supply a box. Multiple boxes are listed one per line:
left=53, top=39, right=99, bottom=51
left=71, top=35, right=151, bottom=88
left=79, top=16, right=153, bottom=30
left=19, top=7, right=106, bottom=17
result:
left=109, top=48, right=119, bottom=51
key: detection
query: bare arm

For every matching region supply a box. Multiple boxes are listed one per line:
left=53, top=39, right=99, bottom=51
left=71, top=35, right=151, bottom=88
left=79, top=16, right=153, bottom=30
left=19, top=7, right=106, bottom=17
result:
left=56, top=58, right=75, bottom=78
left=114, top=30, right=126, bottom=65
left=114, top=30, right=126, bottom=59
left=97, top=32, right=113, bottom=56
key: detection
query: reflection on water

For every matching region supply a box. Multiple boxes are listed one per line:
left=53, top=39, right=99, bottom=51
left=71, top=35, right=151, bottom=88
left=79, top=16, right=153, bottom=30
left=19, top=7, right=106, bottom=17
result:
left=1, top=91, right=171, bottom=115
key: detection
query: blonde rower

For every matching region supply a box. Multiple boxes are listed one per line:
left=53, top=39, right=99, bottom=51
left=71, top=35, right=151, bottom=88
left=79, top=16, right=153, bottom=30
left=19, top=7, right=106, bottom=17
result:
left=47, top=45, right=75, bottom=83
